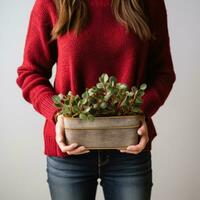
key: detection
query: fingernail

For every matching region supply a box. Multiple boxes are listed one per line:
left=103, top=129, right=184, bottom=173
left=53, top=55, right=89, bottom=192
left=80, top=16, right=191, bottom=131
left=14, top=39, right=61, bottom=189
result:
left=137, top=130, right=142, bottom=135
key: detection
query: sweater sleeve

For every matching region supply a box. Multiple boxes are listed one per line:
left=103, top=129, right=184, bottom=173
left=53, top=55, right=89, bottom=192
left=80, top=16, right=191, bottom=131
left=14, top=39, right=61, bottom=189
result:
left=140, top=0, right=176, bottom=119
left=16, top=0, right=60, bottom=125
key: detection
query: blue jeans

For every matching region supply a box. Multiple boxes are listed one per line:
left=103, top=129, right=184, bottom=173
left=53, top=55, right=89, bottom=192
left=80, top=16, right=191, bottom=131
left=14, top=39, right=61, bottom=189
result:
left=46, top=149, right=153, bottom=200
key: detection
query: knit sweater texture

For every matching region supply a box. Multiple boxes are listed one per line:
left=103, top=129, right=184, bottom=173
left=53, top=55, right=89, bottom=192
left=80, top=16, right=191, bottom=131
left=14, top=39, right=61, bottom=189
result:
left=16, top=0, right=176, bottom=157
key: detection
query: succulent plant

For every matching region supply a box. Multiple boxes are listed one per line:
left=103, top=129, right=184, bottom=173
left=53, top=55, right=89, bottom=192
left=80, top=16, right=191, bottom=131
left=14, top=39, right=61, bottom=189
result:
left=52, top=73, right=147, bottom=121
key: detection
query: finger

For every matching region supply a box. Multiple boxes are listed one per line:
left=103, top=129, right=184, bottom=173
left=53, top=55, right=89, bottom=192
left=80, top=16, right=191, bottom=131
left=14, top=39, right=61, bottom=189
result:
left=127, top=135, right=148, bottom=152
left=117, top=148, right=125, bottom=151
left=61, top=143, right=79, bottom=153
left=119, top=119, right=148, bottom=154
left=55, top=123, right=65, bottom=144
left=56, top=130, right=78, bottom=151
left=120, top=150, right=140, bottom=154
left=57, top=114, right=64, bottom=122
left=73, top=150, right=90, bottom=155
left=67, top=146, right=88, bottom=155
left=137, top=124, right=146, bottom=135
left=56, top=135, right=67, bottom=152
left=126, top=128, right=148, bottom=151
left=55, top=131, right=68, bottom=152
left=137, top=127, right=143, bottom=136
left=55, top=131, right=65, bottom=144
left=55, top=117, right=72, bottom=152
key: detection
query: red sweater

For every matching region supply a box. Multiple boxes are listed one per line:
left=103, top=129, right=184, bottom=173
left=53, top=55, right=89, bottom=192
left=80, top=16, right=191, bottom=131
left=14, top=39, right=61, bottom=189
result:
left=16, top=0, right=176, bottom=157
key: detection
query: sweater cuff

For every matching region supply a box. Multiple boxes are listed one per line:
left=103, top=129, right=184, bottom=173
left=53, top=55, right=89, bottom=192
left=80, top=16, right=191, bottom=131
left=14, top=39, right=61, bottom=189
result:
left=140, top=87, right=162, bottom=119
left=34, top=92, right=60, bottom=125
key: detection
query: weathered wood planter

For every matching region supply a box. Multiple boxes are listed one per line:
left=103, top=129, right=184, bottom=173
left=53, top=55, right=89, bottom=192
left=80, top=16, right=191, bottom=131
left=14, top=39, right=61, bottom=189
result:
left=63, top=114, right=144, bottom=150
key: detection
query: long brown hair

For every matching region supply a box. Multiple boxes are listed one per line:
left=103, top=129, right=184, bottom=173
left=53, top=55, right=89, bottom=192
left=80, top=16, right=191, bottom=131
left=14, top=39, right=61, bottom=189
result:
left=50, top=0, right=154, bottom=42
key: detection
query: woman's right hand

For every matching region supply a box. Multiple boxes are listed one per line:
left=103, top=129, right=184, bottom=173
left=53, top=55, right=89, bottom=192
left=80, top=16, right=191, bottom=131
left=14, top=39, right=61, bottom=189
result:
left=55, top=114, right=90, bottom=155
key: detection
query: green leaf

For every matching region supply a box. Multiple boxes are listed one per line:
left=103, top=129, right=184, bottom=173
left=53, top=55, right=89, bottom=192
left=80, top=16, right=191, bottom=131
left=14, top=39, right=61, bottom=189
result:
left=135, top=98, right=143, bottom=104
left=72, top=105, right=79, bottom=113
left=107, top=87, right=115, bottom=96
left=52, top=95, right=61, bottom=104
left=58, top=93, right=64, bottom=100
left=99, top=73, right=109, bottom=83
left=137, top=90, right=145, bottom=97
left=109, top=76, right=117, bottom=84
left=132, top=107, right=142, bottom=113
left=67, top=91, right=73, bottom=96
left=87, top=114, right=95, bottom=121
left=62, top=104, right=71, bottom=114
left=103, top=73, right=109, bottom=83
left=88, top=88, right=95, bottom=96
left=126, top=91, right=134, bottom=97
left=104, top=93, right=112, bottom=101
left=100, top=102, right=107, bottom=109
left=96, top=83, right=104, bottom=89
left=116, top=83, right=128, bottom=90
left=77, top=101, right=82, bottom=107
left=74, top=95, right=80, bottom=101
left=83, top=107, right=91, bottom=113
left=81, top=91, right=89, bottom=98
left=63, top=99, right=70, bottom=104
left=93, top=103, right=99, bottom=109
left=140, top=83, right=147, bottom=90
left=82, top=98, right=88, bottom=105
left=54, top=103, right=62, bottom=108
left=79, top=113, right=87, bottom=120
left=92, top=87, right=98, bottom=92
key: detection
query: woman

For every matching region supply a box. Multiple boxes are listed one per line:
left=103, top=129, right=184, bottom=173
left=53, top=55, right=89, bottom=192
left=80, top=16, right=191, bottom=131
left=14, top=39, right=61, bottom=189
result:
left=16, top=0, right=176, bottom=199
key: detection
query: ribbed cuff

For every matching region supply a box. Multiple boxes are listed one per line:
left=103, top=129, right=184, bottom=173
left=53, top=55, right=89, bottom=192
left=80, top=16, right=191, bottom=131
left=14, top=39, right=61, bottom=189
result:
left=44, top=135, right=70, bottom=157
left=34, top=92, right=61, bottom=125
left=141, top=88, right=161, bottom=118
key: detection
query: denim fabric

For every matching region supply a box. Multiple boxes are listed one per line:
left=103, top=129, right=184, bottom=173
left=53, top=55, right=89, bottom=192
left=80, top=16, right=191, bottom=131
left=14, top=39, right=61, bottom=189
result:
left=46, top=149, right=153, bottom=200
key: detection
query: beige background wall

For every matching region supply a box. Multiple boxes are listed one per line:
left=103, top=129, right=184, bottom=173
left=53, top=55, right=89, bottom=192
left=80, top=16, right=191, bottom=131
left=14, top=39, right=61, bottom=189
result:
left=1, top=0, right=199, bottom=199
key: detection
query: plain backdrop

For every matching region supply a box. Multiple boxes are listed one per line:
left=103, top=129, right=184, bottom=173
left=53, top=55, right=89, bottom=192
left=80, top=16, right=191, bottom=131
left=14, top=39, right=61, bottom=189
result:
left=1, top=0, right=200, bottom=199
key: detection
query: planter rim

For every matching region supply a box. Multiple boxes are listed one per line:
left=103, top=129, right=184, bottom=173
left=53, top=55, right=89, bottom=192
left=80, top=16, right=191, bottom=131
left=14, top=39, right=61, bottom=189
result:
left=63, top=114, right=144, bottom=120
left=64, top=124, right=140, bottom=130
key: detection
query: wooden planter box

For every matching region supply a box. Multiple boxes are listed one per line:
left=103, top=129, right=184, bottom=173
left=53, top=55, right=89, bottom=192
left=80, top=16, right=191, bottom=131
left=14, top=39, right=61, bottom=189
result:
left=63, top=114, right=144, bottom=150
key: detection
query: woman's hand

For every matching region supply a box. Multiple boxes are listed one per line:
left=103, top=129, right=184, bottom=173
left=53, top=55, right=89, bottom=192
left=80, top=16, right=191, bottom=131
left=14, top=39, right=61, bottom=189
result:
left=119, top=117, right=149, bottom=154
left=55, top=114, right=90, bottom=155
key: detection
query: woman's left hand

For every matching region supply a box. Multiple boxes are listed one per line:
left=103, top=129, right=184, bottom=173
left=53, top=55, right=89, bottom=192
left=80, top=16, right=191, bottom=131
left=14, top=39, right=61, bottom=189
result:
left=119, top=118, right=149, bottom=154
